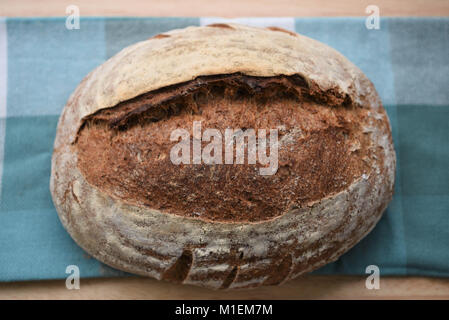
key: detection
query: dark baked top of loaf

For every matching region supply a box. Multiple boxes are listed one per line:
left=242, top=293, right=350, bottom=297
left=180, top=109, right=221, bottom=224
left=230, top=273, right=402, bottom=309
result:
left=75, top=73, right=373, bottom=222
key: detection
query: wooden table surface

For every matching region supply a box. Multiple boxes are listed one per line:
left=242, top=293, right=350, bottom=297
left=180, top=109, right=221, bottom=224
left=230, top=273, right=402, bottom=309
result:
left=1, top=0, right=449, bottom=17
left=1, top=0, right=448, bottom=300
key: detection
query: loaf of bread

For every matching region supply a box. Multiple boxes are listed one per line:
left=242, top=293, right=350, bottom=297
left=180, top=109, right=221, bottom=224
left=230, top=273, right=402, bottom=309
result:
left=50, top=24, right=395, bottom=289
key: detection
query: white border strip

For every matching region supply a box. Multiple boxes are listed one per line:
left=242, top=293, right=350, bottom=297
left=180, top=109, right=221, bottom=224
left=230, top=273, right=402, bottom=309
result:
left=200, top=17, right=295, bottom=32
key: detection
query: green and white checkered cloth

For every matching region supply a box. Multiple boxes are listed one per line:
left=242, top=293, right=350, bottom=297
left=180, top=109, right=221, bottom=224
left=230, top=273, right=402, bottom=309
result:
left=0, top=17, right=448, bottom=281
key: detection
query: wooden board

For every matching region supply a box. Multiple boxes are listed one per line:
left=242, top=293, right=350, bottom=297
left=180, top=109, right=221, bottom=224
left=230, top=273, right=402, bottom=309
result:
left=1, top=275, right=449, bottom=300
left=1, top=0, right=448, bottom=17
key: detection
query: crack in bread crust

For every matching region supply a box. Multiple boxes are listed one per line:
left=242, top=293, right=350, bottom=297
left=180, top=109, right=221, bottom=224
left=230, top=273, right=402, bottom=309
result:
left=76, top=74, right=372, bottom=222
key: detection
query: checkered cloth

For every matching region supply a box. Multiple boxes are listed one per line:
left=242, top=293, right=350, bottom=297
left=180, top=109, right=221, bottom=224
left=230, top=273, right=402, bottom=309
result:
left=0, top=17, right=448, bottom=281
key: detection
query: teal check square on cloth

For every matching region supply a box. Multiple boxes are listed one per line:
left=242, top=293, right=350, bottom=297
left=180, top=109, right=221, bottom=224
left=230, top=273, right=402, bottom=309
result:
left=0, top=17, right=448, bottom=281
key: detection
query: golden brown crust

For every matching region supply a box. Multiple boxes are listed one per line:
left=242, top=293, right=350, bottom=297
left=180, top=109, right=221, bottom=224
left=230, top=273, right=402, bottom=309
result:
left=50, top=24, right=395, bottom=289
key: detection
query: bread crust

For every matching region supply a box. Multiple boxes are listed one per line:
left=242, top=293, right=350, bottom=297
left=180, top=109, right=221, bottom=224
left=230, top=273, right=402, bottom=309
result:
left=50, top=24, right=395, bottom=289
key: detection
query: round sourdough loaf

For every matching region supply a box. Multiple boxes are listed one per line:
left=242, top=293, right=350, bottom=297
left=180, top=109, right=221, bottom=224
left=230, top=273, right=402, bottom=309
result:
left=50, top=24, right=396, bottom=289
